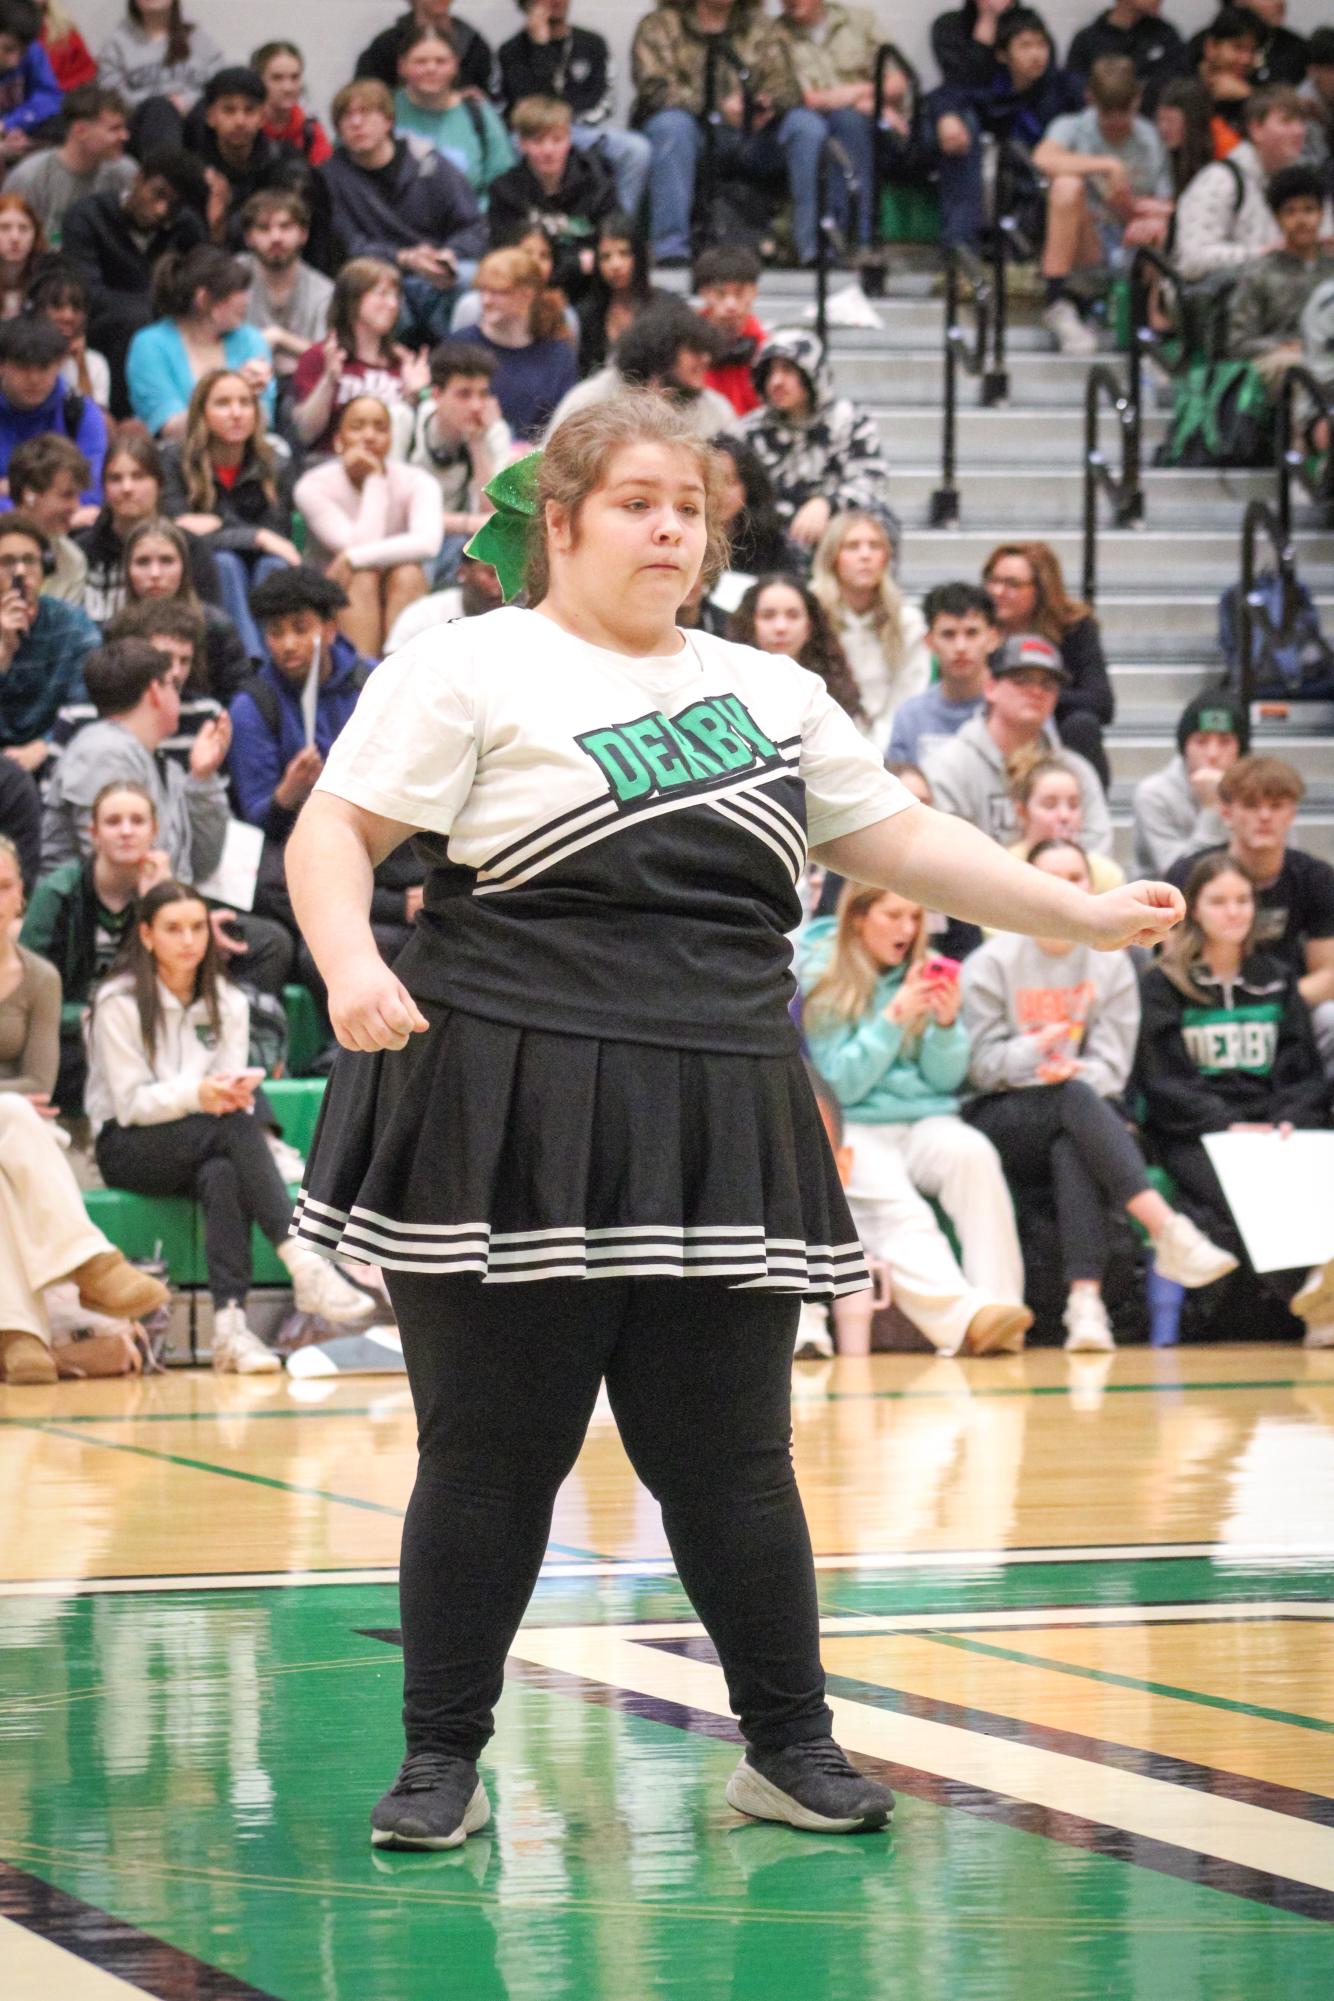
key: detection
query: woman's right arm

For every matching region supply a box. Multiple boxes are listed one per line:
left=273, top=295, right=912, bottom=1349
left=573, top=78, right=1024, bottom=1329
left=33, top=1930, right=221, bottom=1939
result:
left=291, top=355, right=338, bottom=446
left=285, top=793, right=430, bottom=1051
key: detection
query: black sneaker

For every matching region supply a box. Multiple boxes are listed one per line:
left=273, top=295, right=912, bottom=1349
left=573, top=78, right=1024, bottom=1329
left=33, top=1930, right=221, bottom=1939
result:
left=725, top=1739, right=894, bottom=1834
left=370, top=1751, right=491, bottom=1850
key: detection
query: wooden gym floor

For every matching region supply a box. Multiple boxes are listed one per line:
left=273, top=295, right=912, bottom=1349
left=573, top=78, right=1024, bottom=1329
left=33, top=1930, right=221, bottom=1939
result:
left=1, top=1343, right=1332, bottom=1999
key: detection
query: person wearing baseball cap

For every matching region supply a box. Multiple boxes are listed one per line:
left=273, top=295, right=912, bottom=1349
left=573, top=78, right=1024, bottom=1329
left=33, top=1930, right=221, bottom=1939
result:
left=1132, top=688, right=1249, bottom=877
left=922, top=632, right=1113, bottom=852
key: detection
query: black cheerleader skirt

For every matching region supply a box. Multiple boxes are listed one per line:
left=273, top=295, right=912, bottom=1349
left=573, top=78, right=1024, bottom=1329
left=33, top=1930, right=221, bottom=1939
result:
left=293, top=1008, right=869, bottom=1295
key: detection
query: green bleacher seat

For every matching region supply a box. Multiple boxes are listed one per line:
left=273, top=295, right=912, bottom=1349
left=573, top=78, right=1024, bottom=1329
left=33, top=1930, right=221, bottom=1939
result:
left=282, top=983, right=325, bottom=1075
left=82, top=1188, right=204, bottom=1286
left=879, top=182, right=940, bottom=245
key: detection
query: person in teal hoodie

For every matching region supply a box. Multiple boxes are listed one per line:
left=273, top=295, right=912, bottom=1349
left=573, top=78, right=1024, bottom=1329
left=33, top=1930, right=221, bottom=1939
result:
left=800, top=879, right=1033, bottom=1357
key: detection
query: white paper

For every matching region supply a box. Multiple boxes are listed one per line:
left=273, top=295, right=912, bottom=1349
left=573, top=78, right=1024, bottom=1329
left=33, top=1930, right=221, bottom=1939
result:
left=301, top=634, right=320, bottom=749
left=708, top=570, right=756, bottom=616
left=1201, top=1130, right=1334, bottom=1272
left=194, top=818, right=265, bottom=914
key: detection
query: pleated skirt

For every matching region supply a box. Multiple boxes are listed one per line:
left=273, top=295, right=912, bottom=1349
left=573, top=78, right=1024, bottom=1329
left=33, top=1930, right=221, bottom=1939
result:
left=293, top=1008, right=869, bottom=1295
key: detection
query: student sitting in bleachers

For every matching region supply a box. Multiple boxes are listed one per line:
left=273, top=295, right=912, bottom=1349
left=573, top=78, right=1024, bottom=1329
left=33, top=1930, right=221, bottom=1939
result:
left=117, top=515, right=248, bottom=700
left=20, top=776, right=167, bottom=1110
left=801, top=878, right=1033, bottom=1357
left=1031, top=54, right=1175, bottom=353
left=252, top=40, right=331, bottom=169
left=1008, top=751, right=1126, bottom=891
left=963, top=837, right=1237, bottom=1349
left=29, top=265, right=113, bottom=412
left=728, top=572, right=865, bottom=724
left=75, top=427, right=212, bottom=624
left=772, top=0, right=878, bottom=253
left=394, top=21, right=514, bottom=208
left=1137, top=850, right=1334, bottom=1345
left=742, top=328, right=897, bottom=554
left=0, top=513, right=98, bottom=777
left=238, top=190, right=335, bottom=387
left=86, top=876, right=370, bottom=1373
left=294, top=395, right=443, bottom=658
left=693, top=244, right=766, bottom=419
left=487, top=93, right=615, bottom=302
left=1173, top=83, right=1308, bottom=281
left=708, top=433, right=795, bottom=579
left=4, top=83, right=134, bottom=251
left=888, top=583, right=998, bottom=769
left=289, top=258, right=429, bottom=458
left=7, top=434, right=90, bottom=605
left=982, top=540, right=1115, bottom=787
left=577, top=213, right=668, bottom=378
left=456, top=245, right=579, bottom=442
left=1166, top=753, right=1334, bottom=1076
left=929, top=6, right=1084, bottom=256
left=95, top=0, right=224, bottom=153
left=1132, top=687, right=1246, bottom=876
left=40, top=635, right=294, bottom=996
left=547, top=297, right=733, bottom=438
left=498, top=1, right=651, bottom=219
left=406, top=341, right=511, bottom=586
left=810, top=511, right=929, bottom=746
left=159, top=369, right=298, bottom=661
left=1066, top=0, right=1188, bottom=112
left=922, top=633, right=1112, bottom=853
left=0, top=0, right=64, bottom=166
left=126, top=247, right=275, bottom=442
left=1225, top=163, right=1334, bottom=389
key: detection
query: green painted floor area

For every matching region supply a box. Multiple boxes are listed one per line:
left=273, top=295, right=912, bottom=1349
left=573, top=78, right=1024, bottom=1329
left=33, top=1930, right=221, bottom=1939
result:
left=2, top=1563, right=1333, bottom=2000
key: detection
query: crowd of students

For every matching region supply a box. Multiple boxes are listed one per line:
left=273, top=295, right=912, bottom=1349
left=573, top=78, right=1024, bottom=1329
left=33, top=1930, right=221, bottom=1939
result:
left=2, top=0, right=1334, bottom=1382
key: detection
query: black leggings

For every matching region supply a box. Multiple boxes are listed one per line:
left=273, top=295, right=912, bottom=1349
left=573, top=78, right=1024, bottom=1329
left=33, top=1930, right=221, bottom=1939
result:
left=383, top=1274, right=830, bottom=1762
left=967, top=1080, right=1149, bottom=1284
left=96, top=1111, right=295, bottom=1306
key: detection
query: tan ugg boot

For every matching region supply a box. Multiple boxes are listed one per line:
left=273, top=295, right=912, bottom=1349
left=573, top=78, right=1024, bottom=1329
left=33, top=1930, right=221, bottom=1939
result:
left=0, top=1329, right=58, bottom=1385
left=65, top=1251, right=169, bottom=1320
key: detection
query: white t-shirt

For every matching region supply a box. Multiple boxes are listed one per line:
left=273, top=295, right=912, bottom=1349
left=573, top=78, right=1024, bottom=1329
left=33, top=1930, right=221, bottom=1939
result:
left=316, top=605, right=913, bottom=1052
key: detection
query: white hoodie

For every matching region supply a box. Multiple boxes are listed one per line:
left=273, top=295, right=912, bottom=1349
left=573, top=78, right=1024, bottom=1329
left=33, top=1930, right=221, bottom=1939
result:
left=86, top=975, right=250, bottom=1137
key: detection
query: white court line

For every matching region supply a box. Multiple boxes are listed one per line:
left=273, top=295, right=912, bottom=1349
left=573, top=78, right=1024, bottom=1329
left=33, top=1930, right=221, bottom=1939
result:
left=0, top=1916, right=146, bottom=2000
left=0, top=1540, right=1330, bottom=1597
left=512, top=1627, right=1334, bottom=1896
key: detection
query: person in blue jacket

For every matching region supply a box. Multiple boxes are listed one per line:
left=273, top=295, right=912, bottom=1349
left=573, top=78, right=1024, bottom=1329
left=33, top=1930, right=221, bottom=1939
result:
left=0, top=316, right=106, bottom=503
left=228, top=562, right=423, bottom=992
left=0, top=0, right=63, bottom=167
left=800, top=878, right=1033, bottom=1356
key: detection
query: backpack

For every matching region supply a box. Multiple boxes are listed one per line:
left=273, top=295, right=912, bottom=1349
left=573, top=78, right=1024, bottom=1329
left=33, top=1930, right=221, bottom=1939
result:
left=1155, top=356, right=1275, bottom=468
left=1218, top=569, right=1334, bottom=698
left=235, top=981, right=290, bottom=1077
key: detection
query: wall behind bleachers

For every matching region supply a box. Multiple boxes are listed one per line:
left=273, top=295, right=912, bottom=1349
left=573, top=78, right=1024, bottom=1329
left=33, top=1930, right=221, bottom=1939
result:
left=65, top=2, right=1334, bottom=142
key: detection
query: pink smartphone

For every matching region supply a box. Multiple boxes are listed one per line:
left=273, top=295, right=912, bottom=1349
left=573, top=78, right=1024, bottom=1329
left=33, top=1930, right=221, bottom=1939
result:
left=922, top=954, right=961, bottom=983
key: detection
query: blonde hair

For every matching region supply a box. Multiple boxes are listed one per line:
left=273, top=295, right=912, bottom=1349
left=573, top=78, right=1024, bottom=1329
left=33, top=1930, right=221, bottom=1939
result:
left=803, top=880, right=927, bottom=1034
left=526, top=391, right=731, bottom=605
left=179, top=369, right=277, bottom=514
left=1009, top=752, right=1081, bottom=841
left=1157, top=852, right=1260, bottom=1004
left=810, top=511, right=910, bottom=674
left=476, top=246, right=570, bottom=344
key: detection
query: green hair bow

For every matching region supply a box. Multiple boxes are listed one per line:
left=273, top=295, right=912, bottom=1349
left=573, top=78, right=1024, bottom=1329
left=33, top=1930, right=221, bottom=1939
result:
left=464, top=449, right=544, bottom=604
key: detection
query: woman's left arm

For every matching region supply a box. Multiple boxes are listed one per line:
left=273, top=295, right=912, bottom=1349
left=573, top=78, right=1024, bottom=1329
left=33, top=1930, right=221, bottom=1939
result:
left=2, top=956, right=60, bottom=1098
left=815, top=805, right=1183, bottom=953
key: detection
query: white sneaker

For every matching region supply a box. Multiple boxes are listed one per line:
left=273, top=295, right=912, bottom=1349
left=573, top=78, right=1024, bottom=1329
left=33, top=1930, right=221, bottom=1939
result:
left=1291, top=1259, right=1334, bottom=1326
left=794, top=1302, right=834, bottom=1360
left=1042, top=296, right=1098, bottom=355
left=1302, top=1320, right=1334, bottom=1349
left=279, top=1241, right=376, bottom=1324
left=1152, top=1213, right=1239, bottom=1290
left=266, top=1133, right=306, bottom=1185
left=1063, top=1289, right=1115, bottom=1352
left=213, top=1303, right=282, bottom=1374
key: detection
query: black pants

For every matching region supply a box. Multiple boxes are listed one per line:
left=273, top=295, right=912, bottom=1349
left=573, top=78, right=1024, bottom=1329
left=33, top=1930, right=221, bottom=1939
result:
left=226, top=913, right=295, bottom=998
left=96, top=1111, right=295, bottom=1305
left=1056, top=706, right=1110, bottom=790
left=383, top=1273, right=831, bottom=1762
left=967, top=1080, right=1148, bottom=1284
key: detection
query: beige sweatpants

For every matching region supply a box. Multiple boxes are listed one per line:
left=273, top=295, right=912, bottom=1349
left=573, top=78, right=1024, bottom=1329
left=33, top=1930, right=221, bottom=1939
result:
left=0, top=1096, right=108, bottom=1341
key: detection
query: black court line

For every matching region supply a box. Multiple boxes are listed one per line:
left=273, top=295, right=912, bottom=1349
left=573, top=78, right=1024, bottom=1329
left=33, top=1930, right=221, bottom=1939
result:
left=363, top=1626, right=1334, bottom=1920
left=0, top=1857, right=279, bottom=1999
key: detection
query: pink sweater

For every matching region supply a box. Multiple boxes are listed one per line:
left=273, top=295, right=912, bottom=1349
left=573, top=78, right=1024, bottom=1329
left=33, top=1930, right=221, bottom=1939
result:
left=294, top=459, right=445, bottom=572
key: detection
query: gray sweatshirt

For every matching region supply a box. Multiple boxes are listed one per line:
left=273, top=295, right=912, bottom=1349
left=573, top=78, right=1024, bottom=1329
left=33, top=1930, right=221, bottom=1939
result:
left=41, top=720, right=228, bottom=878
left=1132, top=755, right=1228, bottom=878
left=922, top=712, right=1113, bottom=855
left=961, top=930, right=1141, bottom=1099
left=94, top=20, right=225, bottom=110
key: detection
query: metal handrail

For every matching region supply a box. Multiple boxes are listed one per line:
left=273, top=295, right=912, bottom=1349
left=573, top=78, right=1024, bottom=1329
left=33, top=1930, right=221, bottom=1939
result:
left=1237, top=497, right=1295, bottom=715
left=696, top=39, right=752, bottom=255
left=1275, top=363, right=1334, bottom=538
left=813, top=135, right=860, bottom=351
left=930, top=245, right=1004, bottom=526
left=861, top=40, right=921, bottom=298
left=1081, top=363, right=1144, bottom=605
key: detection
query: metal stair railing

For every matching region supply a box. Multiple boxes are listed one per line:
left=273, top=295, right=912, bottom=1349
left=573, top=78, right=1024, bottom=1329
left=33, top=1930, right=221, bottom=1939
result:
left=696, top=39, right=753, bottom=257
left=813, top=135, right=861, bottom=352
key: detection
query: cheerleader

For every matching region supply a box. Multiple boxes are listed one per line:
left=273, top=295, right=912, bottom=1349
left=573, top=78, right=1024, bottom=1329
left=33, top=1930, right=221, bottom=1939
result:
left=285, top=393, right=1186, bottom=1849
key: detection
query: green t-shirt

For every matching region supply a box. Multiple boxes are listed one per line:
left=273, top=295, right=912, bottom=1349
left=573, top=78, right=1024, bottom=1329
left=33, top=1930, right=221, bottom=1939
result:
left=393, top=93, right=515, bottom=207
